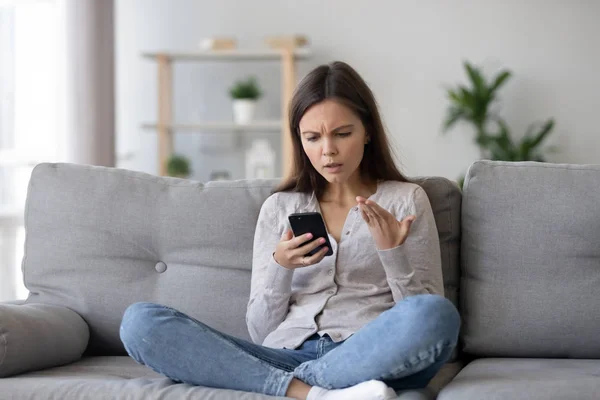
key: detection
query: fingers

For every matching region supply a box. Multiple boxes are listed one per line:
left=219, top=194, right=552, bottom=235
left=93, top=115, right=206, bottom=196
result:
left=297, top=245, right=329, bottom=267
left=289, top=232, right=315, bottom=249
left=281, top=230, right=294, bottom=241
left=399, top=215, right=416, bottom=236
left=359, top=202, right=379, bottom=224
left=294, top=236, right=327, bottom=257
left=359, top=204, right=370, bottom=223
left=304, top=246, right=329, bottom=265
left=364, top=200, right=387, bottom=216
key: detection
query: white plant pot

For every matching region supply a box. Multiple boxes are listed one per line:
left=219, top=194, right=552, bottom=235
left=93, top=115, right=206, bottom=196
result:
left=232, top=99, right=256, bottom=124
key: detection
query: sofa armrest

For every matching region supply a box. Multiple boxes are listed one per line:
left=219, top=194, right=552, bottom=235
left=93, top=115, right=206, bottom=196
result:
left=0, top=302, right=89, bottom=378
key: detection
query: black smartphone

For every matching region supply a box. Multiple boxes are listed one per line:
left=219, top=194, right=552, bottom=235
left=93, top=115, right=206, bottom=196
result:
left=288, top=212, right=334, bottom=257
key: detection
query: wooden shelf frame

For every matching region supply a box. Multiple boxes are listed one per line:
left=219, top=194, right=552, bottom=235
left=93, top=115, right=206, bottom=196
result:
left=143, top=48, right=310, bottom=177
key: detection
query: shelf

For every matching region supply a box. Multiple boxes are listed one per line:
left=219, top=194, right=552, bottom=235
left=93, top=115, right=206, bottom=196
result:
left=141, top=121, right=282, bottom=132
left=142, top=48, right=311, bottom=62
left=143, top=42, right=309, bottom=176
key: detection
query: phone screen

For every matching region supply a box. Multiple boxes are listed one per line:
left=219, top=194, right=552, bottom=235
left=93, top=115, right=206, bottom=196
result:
left=288, top=212, right=334, bottom=257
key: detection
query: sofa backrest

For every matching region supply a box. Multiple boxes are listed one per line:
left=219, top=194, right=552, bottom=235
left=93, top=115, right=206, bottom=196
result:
left=460, top=161, right=600, bottom=358
left=21, top=163, right=461, bottom=355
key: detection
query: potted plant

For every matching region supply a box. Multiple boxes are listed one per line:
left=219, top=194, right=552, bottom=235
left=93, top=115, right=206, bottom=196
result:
left=166, top=154, right=191, bottom=178
left=229, top=76, right=262, bottom=124
left=443, top=61, right=558, bottom=188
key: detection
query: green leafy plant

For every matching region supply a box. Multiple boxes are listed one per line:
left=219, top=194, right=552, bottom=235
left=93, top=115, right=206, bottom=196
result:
left=166, top=154, right=191, bottom=178
left=443, top=61, right=557, bottom=186
left=229, top=76, right=262, bottom=100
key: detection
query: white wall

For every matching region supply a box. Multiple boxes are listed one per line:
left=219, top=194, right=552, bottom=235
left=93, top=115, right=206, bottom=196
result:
left=116, top=0, right=600, bottom=181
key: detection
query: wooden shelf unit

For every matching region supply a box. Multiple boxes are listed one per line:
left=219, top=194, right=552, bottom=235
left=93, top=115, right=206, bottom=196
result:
left=142, top=48, right=311, bottom=177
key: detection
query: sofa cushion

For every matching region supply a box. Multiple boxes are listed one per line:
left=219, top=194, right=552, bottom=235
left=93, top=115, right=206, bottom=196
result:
left=438, top=358, right=600, bottom=400
left=413, top=177, right=461, bottom=315
left=0, top=303, right=89, bottom=377
left=21, top=163, right=461, bottom=356
left=460, top=161, right=600, bottom=357
left=0, top=355, right=459, bottom=399
left=22, top=163, right=274, bottom=355
left=0, top=356, right=288, bottom=399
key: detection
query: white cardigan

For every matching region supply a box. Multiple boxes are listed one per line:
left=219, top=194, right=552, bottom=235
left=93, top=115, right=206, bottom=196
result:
left=246, top=180, right=443, bottom=349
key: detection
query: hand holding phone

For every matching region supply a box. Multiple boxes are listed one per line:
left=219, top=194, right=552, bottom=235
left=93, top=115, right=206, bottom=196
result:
left=272, top=212, right=333, bottom=269
left=288, top=212, right=334, bottom=257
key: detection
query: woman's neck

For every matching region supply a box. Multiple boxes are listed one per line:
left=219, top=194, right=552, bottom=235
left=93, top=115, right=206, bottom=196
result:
left=320, top=179, right=378, bottom=206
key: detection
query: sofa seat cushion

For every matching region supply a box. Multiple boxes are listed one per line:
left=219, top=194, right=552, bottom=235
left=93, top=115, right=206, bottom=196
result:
left=0, top=356, right=287, bottom=399
left=438, top=358, right=600, bottom=400
left=0, top=356, right=461, bottom=399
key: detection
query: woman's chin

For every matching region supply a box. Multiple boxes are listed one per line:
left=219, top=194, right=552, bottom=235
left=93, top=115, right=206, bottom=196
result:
left=324, top=175, right=348, bottom=184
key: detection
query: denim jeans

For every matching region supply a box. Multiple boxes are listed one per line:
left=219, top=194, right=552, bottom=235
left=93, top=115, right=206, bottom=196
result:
left=120, top=294, right=460, bottom=397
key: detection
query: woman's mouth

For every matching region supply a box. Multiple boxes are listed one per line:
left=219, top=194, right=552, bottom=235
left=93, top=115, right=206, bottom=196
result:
left=324, top=163, right=343, bottom=173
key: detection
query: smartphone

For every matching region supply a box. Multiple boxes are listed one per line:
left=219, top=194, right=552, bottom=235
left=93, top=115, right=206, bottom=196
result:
left=288, top=212, right=334, bottom=257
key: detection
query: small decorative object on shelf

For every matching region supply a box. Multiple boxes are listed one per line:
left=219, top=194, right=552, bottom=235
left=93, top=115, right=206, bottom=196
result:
left=229, top=76, right=262, bottom=124
left=166, top=154, right=191, bottom=178
left=209, top=170, right=231, bottom=181
left=245, top=139, right=275, bottom=179
left=199, top=36, right=236, bottom=51
left=265, top=35, right=309, bottom=50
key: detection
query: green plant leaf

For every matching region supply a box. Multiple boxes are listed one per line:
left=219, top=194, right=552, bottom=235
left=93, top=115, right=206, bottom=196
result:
left=464, top=62, right=487, bottom=98
left=446, top=89, right=466, bottom=107
left=528, top=119, right=555, bottom=149
left=442, top=61, right=557, bottom=165
left=443, top=108, right=468, bottom=132
left=229, top=76, right=262, bottom=99
left=489, top=70, right=512, bottom=93
left=458, top=86, right=475, bottom=108
left=166, top=154, right=191, bottom=177
left=457, top=174, right=465, bottom=190
left=488, top=119, right=518, bottom=160
left=518, top=139, right=533, bottom=160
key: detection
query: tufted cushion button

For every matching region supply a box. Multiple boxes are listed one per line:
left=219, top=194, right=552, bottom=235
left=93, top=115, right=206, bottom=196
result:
left=155, top=261, right=167, bottom=273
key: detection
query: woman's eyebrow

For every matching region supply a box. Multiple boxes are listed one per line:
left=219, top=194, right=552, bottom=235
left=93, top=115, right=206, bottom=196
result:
left=301, top=124, right=354, bottom=135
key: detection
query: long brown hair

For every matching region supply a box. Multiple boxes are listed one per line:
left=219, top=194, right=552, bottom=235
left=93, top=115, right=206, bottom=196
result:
left=274, top=61, right=409, bottom=199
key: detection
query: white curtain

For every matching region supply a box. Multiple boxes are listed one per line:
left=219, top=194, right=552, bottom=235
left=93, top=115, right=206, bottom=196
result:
left=0, top=0, right=114, bottom=301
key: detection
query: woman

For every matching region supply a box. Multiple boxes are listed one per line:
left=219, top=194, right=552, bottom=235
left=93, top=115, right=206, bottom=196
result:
left=120, top=61, right=460, bottom=400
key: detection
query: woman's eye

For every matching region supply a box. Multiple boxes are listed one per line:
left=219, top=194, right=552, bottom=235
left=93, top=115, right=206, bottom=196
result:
left=306, top=137, right=318, bottom=142
left=337, top=132, right=351, bottom=137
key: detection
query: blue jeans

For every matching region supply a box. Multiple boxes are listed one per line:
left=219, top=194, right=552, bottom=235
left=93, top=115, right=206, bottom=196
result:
left=120, top=294, right=460, bottom=397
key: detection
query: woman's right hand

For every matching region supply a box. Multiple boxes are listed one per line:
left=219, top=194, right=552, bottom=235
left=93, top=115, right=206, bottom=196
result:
left=273, top=230, right=329, bottom=269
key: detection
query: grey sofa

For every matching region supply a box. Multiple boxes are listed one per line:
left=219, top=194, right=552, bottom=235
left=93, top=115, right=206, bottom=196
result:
left=0, top=160, right=598, bottom=400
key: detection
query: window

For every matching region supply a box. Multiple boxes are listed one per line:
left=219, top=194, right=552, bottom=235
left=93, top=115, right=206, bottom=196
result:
left=0, top=0, right=60, bottom=300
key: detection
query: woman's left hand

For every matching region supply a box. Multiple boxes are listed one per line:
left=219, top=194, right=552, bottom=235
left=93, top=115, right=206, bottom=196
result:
left=356, top=196, right=416, bottom=250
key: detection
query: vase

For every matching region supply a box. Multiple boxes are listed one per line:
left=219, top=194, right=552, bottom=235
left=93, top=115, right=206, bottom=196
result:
left=232, top=99, right=256, bottom=124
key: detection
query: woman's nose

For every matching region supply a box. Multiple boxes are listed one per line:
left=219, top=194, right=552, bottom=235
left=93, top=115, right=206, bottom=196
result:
left=322, top=139, right=338, bottom=156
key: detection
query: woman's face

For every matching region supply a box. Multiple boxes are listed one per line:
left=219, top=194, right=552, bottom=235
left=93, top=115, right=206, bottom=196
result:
left=298, top=99, right=369, bottom=185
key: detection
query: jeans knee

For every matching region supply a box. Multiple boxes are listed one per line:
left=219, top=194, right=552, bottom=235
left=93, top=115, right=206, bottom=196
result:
left=120, top=302, right=165, bottom=351
left=403, top=294, right=461, bottom=344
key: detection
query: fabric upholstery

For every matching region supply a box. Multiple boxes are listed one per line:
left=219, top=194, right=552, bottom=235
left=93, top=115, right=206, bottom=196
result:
left=438, top=358, right=600, bottom=400
left=413, top=177, right=461, bottom=321
left=22, top=163, right=274, bottom=355
left=0, top=356, right=288, bottom=399
left=460, top=161, right=600, bottom=357
left=0, top=303, right=89, bottom=377
left=21, top=163, right=462, bottom=358
left=0, top=356, right=458, bottom=399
